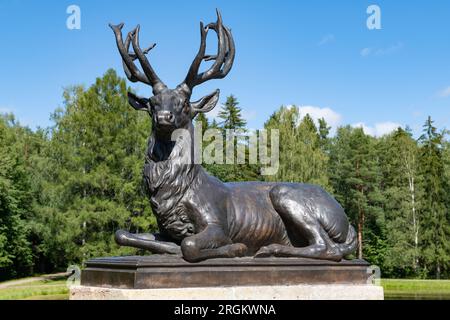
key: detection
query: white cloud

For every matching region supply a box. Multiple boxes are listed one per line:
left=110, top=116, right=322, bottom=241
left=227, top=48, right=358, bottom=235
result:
left=360, top=42, right=403, bottom=57
left=288, top=105, right=342, bottom=133
left=360, top=48, right=372, bottom=57
left=318, top=34, right=335, bottom=46
left=437, top=86, right=450, bottom=98
left=352, top=121, right=402, bottom=137
left=298, top=106, right=342, bottom=129
left=352, top=122, right=375, bottom=136
left=375, top=42, right=403, bottom=56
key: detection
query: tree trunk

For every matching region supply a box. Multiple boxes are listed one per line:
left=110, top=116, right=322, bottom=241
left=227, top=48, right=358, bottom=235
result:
left=357, top=199, right=364, bottom=260
left=409, top=174, right=419, bottom=272
left=357, top=218, right=363, bottom=259
left=355, top=160, right=363, bottom=260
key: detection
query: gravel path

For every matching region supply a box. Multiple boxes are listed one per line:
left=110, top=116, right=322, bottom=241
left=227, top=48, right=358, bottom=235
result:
left=0, top=272, right=70, bottom=289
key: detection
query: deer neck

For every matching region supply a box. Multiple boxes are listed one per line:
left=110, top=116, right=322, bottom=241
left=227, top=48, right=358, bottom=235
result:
left=144, top=122, right=203, bottom=198
left=143, top=123, right=200, bottom=240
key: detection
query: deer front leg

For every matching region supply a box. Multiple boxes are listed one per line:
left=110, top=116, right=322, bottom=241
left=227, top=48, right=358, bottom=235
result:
left=181, top=224, right=248, bottom=262
left=115, top=230, right=181, bottom=254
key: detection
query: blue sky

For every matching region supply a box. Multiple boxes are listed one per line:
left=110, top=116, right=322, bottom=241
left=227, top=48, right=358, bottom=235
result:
left=0, top=0, right=449, bottom=137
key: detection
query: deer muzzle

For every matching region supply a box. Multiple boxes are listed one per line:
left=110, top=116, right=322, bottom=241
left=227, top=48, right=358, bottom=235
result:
left=156, top=111, right=175, bottom=126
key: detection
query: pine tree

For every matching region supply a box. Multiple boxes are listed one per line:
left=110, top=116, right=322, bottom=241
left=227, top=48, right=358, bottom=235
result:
left=209, top=119, right=219, bottom=129
left=379, top=128, right=423, bottom=277
left=443, top=139, right=450, bottom=222
left=318, top=117, right=331, bottom=152
left=204, top=95, right=259, bottom=182
left=218, top=95, right=247, bottom=130
left=418, top=116, right=450, bottom=278
left=194, top=112, right=209, bottom=134
left=329, top=126, right=385, bottom=262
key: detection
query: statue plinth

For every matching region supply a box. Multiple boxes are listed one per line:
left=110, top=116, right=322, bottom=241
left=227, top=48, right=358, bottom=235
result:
left=80, top=255, right=372, bottom=289
left=70, top=255, right=383, bottom=300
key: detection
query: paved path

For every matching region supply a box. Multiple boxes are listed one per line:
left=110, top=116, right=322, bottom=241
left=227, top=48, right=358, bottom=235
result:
left=0, top=272, right=70, bottom=289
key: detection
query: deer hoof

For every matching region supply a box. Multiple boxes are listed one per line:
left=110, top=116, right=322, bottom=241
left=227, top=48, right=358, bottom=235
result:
left=254, top=244, right=282, bottom=258
left=115, top=229, right=130, bottom=245
left=228, top=243, right=248, bottom=257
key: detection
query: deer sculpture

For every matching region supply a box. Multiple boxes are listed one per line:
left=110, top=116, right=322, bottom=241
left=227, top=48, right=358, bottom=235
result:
left=109, top=10, right=357, bottom=262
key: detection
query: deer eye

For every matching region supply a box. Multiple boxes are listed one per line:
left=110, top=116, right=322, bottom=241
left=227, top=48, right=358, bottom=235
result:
left=147, top=100, right=154, bottom=111
left=183, top=101, right=190, bottom=113
left=150, top=100, right=160, bottom=111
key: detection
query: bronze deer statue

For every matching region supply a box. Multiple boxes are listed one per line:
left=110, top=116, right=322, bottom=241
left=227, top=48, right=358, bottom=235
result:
left=110, top=10, right=357, bottom=262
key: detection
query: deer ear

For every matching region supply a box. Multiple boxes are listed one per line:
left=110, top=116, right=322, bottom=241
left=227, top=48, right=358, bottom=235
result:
left=190, top=89, right=220, bottom=118
left=128, top=92, right=149, bottom=111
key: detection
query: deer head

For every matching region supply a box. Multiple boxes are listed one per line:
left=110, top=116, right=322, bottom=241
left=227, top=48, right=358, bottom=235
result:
left=110, top=10, right=235, bottom=141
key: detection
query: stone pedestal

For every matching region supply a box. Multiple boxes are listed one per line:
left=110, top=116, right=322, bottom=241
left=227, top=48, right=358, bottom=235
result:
left=70, top=284, right=383, bottom=300
left=71, top=255, right=383, bottom=300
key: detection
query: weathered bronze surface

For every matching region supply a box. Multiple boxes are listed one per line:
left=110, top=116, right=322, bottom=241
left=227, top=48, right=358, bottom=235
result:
left=81, top=255, right=370, bottom=289
left=108, top=10, right=358, bottom=262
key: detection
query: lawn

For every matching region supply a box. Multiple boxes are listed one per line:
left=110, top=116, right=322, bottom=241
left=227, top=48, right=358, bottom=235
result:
left=1, top=276, right=450, bottom=300
left=0, top=278, right=69, bottom=300
left=381, top=279, right=450, bottom=300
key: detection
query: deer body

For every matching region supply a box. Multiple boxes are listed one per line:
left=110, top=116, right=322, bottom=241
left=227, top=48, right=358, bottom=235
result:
left=110, top=10, right=357, bottom=262
left=139, top=122, right=289, bottom=250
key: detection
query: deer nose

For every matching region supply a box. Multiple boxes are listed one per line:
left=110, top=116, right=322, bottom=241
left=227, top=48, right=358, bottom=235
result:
left=156, top=111, right=174, bottom=124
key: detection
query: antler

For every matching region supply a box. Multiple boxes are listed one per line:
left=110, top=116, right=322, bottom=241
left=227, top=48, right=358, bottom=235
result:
left=109, top=23, right=167, bottom=94
left=180, top=9, right=235, bottom=93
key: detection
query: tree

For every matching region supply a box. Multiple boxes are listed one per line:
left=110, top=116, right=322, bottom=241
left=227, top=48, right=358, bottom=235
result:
left=218, top=95, right=246, bottom=130
left=378, top=128, right=423, bottom=277
left=0, top=114, right=34, bottom=279
left=209, top=118, right=219, bottom=129
left=30, top=69, right=156, bottom=271
left=194, top=112, right=209, bottom=134
left=264, top=106, right=331, bottom=190
left=204, top=95, right=259, bottom=182
left=418, top=116, right=450, bottom=278
left=318, top=117, right=331, bottom=152
left=4, top=66, right=450, bottom=282
left=329, top=126, right=385, bottom=262
left=297, top=114, right=331, bottom=189
left=443, top=138, right=450, bottom=222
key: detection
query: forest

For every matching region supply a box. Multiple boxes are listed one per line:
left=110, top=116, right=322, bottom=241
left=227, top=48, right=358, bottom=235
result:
left=1, top=69, right=449, bottom=281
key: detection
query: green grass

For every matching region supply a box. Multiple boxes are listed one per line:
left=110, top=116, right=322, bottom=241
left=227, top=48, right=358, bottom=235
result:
left=382, top=279, right=450, bottom=300
left=0, top=279, right=69, bottom=300
left=1, top=276, right=450, bottom=300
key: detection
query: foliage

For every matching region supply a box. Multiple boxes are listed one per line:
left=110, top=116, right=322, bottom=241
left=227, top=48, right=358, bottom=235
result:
left=263, top=106, right=331, bottom=190
left=202, top=95, right=260, bottom=182
left=0, top=115, right=35, bottom=279
left=0, top=70, right=157, bottom=276
left=328, top=126, right=386, bottom=261
left=1, top=71, right=449, bottom=280
left=378, top=128, right=423, bottom=277
left=217, top=95, right=246, bottom=130
left=417, top=117, right=450, bottom=278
